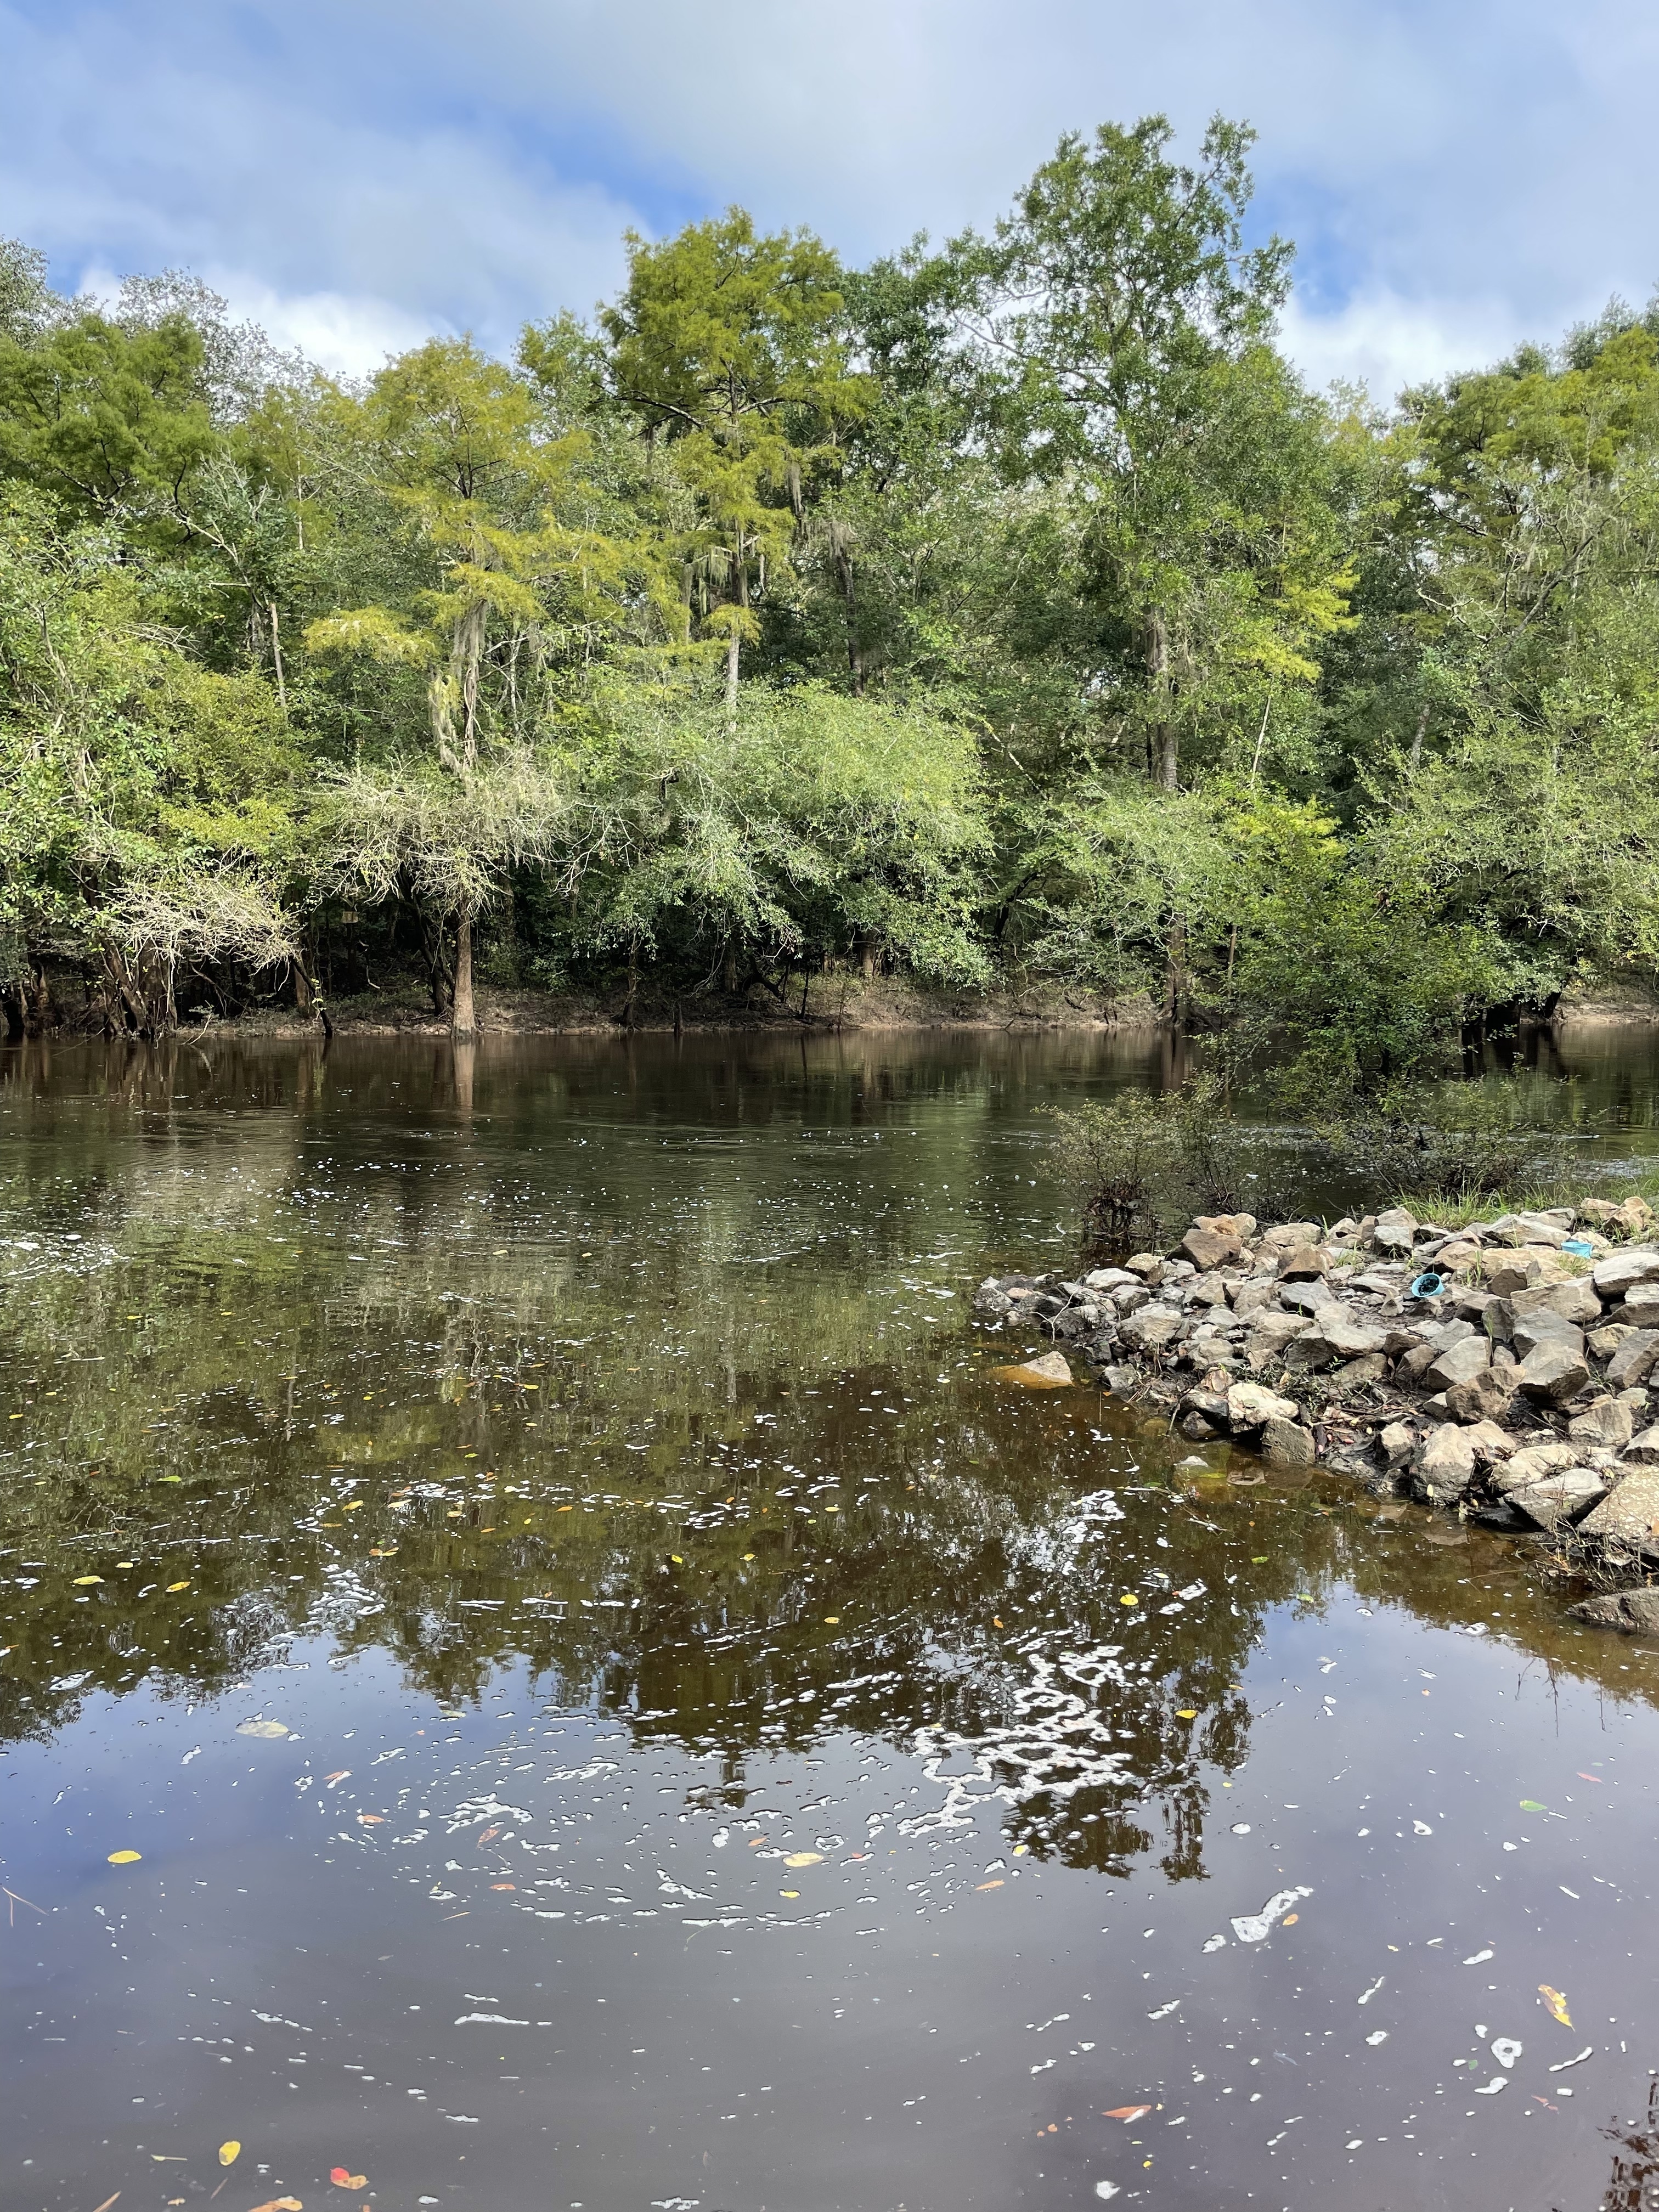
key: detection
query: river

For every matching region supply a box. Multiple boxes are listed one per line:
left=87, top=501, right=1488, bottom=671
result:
left=5, top=1028, right=1659, bottom=2212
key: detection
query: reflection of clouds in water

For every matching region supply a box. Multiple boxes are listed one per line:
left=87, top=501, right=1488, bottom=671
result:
left=903, top=1640, right=1138, bottom=1838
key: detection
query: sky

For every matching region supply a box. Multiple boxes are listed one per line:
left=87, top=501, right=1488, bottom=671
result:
left=2, top=0, right=1655, bottom=400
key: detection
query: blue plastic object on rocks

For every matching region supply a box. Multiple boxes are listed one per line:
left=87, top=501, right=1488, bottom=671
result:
left=1409, top=1271, right=1446, bottom=1299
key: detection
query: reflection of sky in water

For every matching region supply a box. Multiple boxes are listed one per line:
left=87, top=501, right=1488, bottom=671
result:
left=3, top=1032, right=1659, bottom=2210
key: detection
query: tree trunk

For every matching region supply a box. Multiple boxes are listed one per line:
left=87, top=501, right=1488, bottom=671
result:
left=725, top=540, right=748, bottom=716
left=836, top=545, right=864, bottom=696
left=1147, top=610, right=1177, bottom=791
left=723, top=942, right=740, bottom=996
left=291, top=958, right=313, bottom=1014
left=1165, top=913, right=1187, bottom=1029
left=269, top=598, right=288, bottom=715
left=452, top=913, right=476, bottom=1037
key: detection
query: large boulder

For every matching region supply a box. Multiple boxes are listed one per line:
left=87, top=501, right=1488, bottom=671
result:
left=1568, top=1397, right=1638, bottom=1451
left=1260, top=1416, right=1316, bottom=1469
left=1618, top=1424, right=1659, bottom=1467
left=1372, top=1206, right=1419, bottom=1257
left=1569, top=1586, right=1659, bottom=1634
left=1227, top=1380, right=1300, bottom=1429
left=1180, top=1222, right=1243, bottom=1272
left=1120, top=1306, right=1184, bottom=1353
left=1492, top=1441, right=1580, bottom=1494
left=1510, top=1312, right=1586, bottom=1362
left=1444, top=1367, right=1518, bottom=1423
left=1244, top=1313, right=1316, bottom=1369
left=1425, top=1338, right=1492, bottom=1392
left=1608, top=1330, right=1659, bottom=1389
left=1593, top=1249, right=1659, bottom=1299
left=991, top=1350, right=1074, bottom=1387
left=1278, top=1243, right=1330, bottom=1281
left=1578, top=1467, right=1659, bottom=1555
left=1316, top=1309, right=1391, bottom=1359
left=1415, top=1423, right=1479, bottom=1492
left=1510, top=1469, right=1606, bottom=1530
left=1512, top=1277, right=1602, bottom=1326
left=1516, top=1342, right=1592, bottom=1403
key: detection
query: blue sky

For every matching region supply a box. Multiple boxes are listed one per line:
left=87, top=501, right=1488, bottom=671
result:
left=3, top=0, right=1655, bottom=397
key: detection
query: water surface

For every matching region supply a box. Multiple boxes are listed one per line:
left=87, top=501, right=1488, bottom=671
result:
left=5, top=1030, right=1659, bottom=2212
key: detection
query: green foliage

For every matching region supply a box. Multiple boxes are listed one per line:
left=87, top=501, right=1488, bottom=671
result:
left=3, top=125, right=1659, bottom=1057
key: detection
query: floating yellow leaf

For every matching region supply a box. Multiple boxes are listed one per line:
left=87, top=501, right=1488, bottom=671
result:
left=1539, top=1983, right=1573, bottom=2027
left=670, top=1554, right=683, bottom=1564
left=247, top=2198, right=303, bottom=2211
left=107, top=1849, right=142, bottom=1864
left=1176, top=1709, right=1198, bottom=1719
left=73, top=1574, right=104, bottom=1586
left=783, top=1852, right=823, bottom=1869
left=1119, top=1594, right=1139, bottom=1607
left=218, top=2142, right=240, bottom=2167
left=975, top=1878, right=1004, bottom=1891
left=166, top=1581, right=189, bottom=1593
left=780, top=1889, right=799, bottom=1898
left=237, top=1719, right=290, bottom=1739
left=823, top=1615, right=840, bottom=1624
left=1283, top=1912, right=1300, bottom=1925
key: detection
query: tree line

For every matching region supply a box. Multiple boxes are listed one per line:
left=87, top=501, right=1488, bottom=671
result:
left=3, top=112, right=1657, bottom=1089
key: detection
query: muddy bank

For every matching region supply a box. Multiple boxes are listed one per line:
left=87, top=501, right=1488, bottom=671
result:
left=975, top=1195, right=1659, bottom=1629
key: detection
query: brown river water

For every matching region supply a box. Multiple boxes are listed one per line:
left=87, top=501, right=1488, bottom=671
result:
left=7, top=1028, right=1659, bottom=2212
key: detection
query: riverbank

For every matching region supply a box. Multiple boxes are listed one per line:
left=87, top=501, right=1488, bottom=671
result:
left=975, top=1195, right=1659, bottom=1630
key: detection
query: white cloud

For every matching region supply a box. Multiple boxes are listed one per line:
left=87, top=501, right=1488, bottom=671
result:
left=1278, top=289, right=1528, bottom=404
left=5, top=0, right=1659, bottom=396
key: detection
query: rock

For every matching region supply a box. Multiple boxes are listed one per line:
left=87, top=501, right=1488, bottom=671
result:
left=1491, top=1441, right=1580, bottom=1494
left=1182, top=1270, right=1231, bottom=1308
left=1257, top=1220, right=1323, bottom=1257
left=1198, top=1211, right=1258, bottom=1240
left=1568, top=1586, right=1659, bottom=1634
left=1180, top=1223, right=1242, bottom=1272
left=1593, top=1248, right=1659, bottom=1299
left=1397, top=1342, right=1441, bottom=1384
left=1182, top=1329, right=1237, bottom=1372
left=1620, top=1424, right=1659, bottom=1466
left=1589, top=1323, right=1634, bottom=1359
left=1461, top=1418, right=1519, bottom=1465
left=1516, top=1342, right=1592, bottom=1403
left=1512, top=1277, right=1603, bottom=1325
left=991, top=1351, right=1074, bottom=1387
left=1425, top=1337, right=1492, bottom=1392
left=973, top=1278, right=1013, bottom=1318
left=1278, top=1243, right=1330, bottom=1280
left=1316, top=1310, right=1391, bottom=1358
left=1331, top=1352, right=1390, bottom=1390
left=1101, top=1364, right=1142, bottom=1393
left=1377, top=1421, right=1416, bottom=1466
left=1415, top=1424, right=1479, bottom=1491
left=1578, top=1468, right=1659, bottom=1555
left=1113, top=1283, right=1153, bottom=1316
left=1180, top=1387, right=1233, bottom=1429
left=1232, top=1277, right=1280, bottom=1320
left=1372, top=1206, right=1419, bottom=1257
left=1510, top=1469, right=1606, bottom=1530
left=1279, top=1278, right=1342, bottom=1317
left=1177, top=1409, right=1221, bottom=1441
left=1245, top=1312, right=1315, bottom=1362
left=1120, top=1306, right=1184, bottom=1353
left=1124, top=1252, right=1165, bottom=1282
left=1260, top=1416, right=1316, bottom=1469
left=1443, top=1367, right=1517, bottom=1423
left=1227, top=1380, right=1300, bottom=1429
left=1433, top=1238, right=1485, bottom=1271
left=1616, top=1282, right=1659, bottom=1319
left=1607, top=1330, right=1659, bottom=1389
left=1488, top=1211, right=1571, bottom=1248
left=1484, top=1250, right=1572, bottom=1296
left=1510, top=1312, right=1585, bottom=1362
left=1045, top=1307, right=1093, bottom=1341
left=1569, top=1397, right=1637, bottom=1450
left=1083, top=1265, right=1141, bottom=1291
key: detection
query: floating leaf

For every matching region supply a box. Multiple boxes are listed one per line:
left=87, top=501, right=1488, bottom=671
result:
left=1119, top=1594, right=1139, bottom=1607
left=780, top=1889, right=800, bottom=1898
left=218, top=2142, right=240, bottom=2166
left=1176, top=1709, right=1198, bottom=1720
left=823, top=1615, right=840, bottom=1624
left=166, top=1581, right=189, bottom=1593
left=247, top=2198, right=303, bottom=2211
left=237, top=1720, right=289, bottom=1740
left=357, top=1813, right=385, bottom=1825
left=1539, top=1984, right=1573, bottom=2028
left=783, top=1852, right=822, bottom=1869
left=1520, top=1799, right=1547, bottom=1812
left=73, top=1575, right=104, bottom=1586
left=975, top=1879, right=1003, bottom=1891
left=106, top=1849, right=142, bottom=1865
left=1104, top=2104, right=1152, bottom=2122
left=329, top=2171, right=366, bottom=2191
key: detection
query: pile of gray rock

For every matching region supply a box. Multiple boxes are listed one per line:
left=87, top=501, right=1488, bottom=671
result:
left=973, top=1195, right=1659, bottom=1621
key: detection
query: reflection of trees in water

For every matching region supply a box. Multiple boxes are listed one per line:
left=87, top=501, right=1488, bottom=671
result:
left=1575, top=2076, right=1659, bottom=2212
